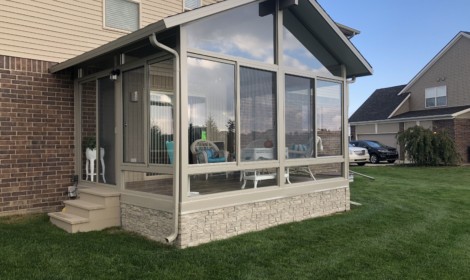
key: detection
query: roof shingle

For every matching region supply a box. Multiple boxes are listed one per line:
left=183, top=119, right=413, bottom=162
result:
left=390, top=105, right=470, bottom=119
left=349, top=85, right=407, bottom=122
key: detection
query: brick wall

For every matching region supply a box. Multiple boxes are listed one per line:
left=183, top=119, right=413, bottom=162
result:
left=0, top=55, right=74, bottom=216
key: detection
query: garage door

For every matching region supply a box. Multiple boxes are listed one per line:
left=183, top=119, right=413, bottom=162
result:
left=357, top=133, right=398, bottom=149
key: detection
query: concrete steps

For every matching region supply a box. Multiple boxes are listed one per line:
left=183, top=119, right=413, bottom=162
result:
left=48, top=187, right=120, bottom=233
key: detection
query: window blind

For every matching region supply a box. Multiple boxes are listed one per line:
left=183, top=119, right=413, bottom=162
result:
left=105, top=0, right=139, bottom=32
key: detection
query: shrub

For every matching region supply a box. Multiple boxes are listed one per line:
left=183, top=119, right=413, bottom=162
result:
left=397, top=126, right=460, bottom=166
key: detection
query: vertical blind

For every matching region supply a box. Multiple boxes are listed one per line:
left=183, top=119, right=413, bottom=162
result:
left=105, top=0, right=139, bottom=32
left=185, top=0, right=201, bottom=10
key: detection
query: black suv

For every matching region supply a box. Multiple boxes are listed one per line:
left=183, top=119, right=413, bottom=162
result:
left=349, top=140, right=398, bottom=164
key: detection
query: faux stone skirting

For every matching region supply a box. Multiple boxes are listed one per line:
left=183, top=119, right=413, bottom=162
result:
left=121, top=186, right=350, bottom=248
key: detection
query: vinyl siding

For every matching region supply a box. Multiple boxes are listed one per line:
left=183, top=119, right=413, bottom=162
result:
left=0, top=0, right=183, bottom=62
left=408, top=36, right=470, bottom=111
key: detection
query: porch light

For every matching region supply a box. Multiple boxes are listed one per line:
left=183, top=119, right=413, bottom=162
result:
left=109, top=69, right=121, bottom=80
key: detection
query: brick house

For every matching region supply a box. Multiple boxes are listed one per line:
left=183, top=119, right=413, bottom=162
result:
left=1, top=0, right=372, bottom=248
left=350, top=31, right=470, bottom=163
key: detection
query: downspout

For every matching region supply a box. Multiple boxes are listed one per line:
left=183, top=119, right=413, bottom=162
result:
left=149, top=33, right=180, bottom=243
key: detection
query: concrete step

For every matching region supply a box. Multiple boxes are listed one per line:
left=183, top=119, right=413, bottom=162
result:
left=64, top=199, right=120, bottom=221
left=48, top=212, right=89, bottom=233
left=79, top=187, right=120, bottom=207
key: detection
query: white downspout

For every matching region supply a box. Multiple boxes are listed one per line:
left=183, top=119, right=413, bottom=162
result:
left=149, top=33, right=180, bottom=243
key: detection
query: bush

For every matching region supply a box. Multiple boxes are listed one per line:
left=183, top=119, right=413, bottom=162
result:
left=397, top=126, right=461, bottom=166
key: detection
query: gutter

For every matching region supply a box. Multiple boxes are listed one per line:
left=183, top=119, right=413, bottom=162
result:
left=149, top=33, right=180, bottom=244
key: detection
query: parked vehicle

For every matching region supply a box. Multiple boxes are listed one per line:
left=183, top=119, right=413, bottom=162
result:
left=349, top=140, right=399, bottom=164
left=348, top=144, right=369, bottom=166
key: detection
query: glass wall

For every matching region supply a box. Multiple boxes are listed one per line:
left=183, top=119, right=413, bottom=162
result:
left=81, top=80, right=97, bottom=182
left=186, top=0, right=275, bottom=64
left=285, top=75, right=315, bottom=159
left=98, top=78, right=116, bottom=185
left=240, top=67, right=277, bottom=162
left=123, top=67, right=145, bottom=163
left=149, top=59, right=175, bottom=165
left=316, top=80, right=342, bottom=156
left=187, top=57, right=236, bottom=164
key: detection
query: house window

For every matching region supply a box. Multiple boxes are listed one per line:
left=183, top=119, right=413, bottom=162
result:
left=185, top=0, right=201, bottom=11
left=425, top=86, right=447, bottom=108
left=104, top=0, right=140, bottom=32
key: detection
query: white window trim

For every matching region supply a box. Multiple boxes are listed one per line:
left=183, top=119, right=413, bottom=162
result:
left=103, top=0, right=142, bottom=33
left=184, top=0, right=202, bottom=11
left=425, top=85, right=447, bottom=108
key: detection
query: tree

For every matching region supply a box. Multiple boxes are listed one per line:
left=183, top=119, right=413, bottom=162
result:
left=397, top=126, right=460, bottom=166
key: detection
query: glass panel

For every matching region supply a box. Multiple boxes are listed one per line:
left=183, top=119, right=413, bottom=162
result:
left=105, top=0, right=139, bottom=32
left=186, top=1, right=275, bottom=64
left=240, top=67, right=277, bottom=161
left=123, top=67, right=145, bottom=163
left=283, top=10, right=338, bottom=76
left=149, top=59, right=175, bottom=165
left=285, top=75, right=315, bottom=159
left=185, top=0, right=200, bottom=10
left=436, top=96, right=447, bottom=106
left=187, top=57, right=236, bottom=165
left=98, top=78, right=116, bottom=185
left=189, top=168, right=279, bottom=195
left=426, top=97, right=435, bottom=108
left=124, top=171, right=173, bottom=196
left=317, top=80, right=342, bottom=157
left=81, top=80, right=97, bottom=181
left=425, top=88, right=436, bottom=99
left=287, top=163, right=343, bottom=183
left=436, top=85, right=447, bottom=97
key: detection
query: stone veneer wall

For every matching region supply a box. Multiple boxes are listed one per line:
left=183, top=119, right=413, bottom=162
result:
left=121, top=203, right=173, bottom=243
left=0, top=55, right=74, bottom=216
left=177, top=186, right=350, bottom=248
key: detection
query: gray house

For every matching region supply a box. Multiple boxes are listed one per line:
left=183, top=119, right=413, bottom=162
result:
left=350, top=31, right=470, bottom=163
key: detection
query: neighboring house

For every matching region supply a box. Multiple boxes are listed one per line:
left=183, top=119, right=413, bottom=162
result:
left=0, top=0, right=372, bottom=248
left=350, top=31, right=470, bottom=163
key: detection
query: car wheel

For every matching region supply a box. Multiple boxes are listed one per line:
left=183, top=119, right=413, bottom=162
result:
left=387, top=160, right=396, bottom=164
left=370, top=154, right=379, bottom=164
left=357, top=162, right=366, bottom=166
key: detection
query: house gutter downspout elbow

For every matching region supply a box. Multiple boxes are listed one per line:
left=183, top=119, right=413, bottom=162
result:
left=149, top=33, right=180, bottom=244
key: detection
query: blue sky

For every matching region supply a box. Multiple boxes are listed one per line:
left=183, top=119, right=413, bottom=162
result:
left=316, top=0, right=470, bottom=116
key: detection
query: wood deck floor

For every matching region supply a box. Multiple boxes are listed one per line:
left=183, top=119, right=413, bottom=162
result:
left=126, top=171, right=339, bottom=196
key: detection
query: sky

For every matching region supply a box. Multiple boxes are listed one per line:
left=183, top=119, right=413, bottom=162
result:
left=316, top=0, right=470, bottom=116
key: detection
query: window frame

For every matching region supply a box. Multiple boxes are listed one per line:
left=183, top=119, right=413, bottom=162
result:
left=425, top=85, right=447, bottom=108
left=103, top=0, right=141, bottom=33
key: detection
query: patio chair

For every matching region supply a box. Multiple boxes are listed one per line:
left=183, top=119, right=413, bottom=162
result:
left=165, top=141, right=174, bottom=164
left=287, top=136, right=324, bottom=180
left=190, top=139, right=229, bottom=179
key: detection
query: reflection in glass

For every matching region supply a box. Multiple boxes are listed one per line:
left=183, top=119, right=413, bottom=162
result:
left=283, top=10, right=337, bottom=76
left=149, top=59, right=175, bottom=165
left=186, top=1, right=275, bottom=64
left=123, top=67, right=145, bottom=163
left=240, top=67, right=277, bottom=162
left=317, top=80, right=342, bottom=156
left=285, top=75, right=315, bottom=159
left=187, top=57, right=235, bottom=164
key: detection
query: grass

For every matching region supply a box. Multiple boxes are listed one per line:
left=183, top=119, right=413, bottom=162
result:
left=1, top=166, right=470, bottom=280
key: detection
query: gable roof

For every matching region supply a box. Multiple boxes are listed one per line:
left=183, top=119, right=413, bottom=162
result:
left=50, top=0, right=372, bottom=77
left=349, top=85, right=408, bottom=123
left=398, top=31, right=470, bottom=95
left=390, top=105, right=470, bottom=120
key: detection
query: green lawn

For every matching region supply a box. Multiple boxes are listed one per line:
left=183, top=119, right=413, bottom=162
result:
left=1, top=166, right=469, bottom=280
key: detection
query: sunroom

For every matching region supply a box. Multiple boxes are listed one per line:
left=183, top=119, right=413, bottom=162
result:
left=50, top=0, right=372, bottom=247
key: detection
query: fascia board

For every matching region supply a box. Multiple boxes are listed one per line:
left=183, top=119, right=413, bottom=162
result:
left=350, top=114, right=455, bottom=126
left=308, top=0, right=373, bottom=76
